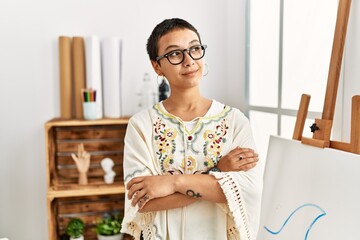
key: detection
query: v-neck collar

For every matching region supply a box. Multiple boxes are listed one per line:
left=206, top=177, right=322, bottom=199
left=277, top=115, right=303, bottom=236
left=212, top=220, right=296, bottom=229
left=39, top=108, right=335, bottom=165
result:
left=158, top=100, right=215, bottom=123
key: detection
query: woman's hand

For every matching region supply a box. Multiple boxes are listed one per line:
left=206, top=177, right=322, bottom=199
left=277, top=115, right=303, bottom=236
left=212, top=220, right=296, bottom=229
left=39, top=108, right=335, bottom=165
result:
left=127, top=175, right=176, bottom=209
left=217, top=147, right=259, bottom=172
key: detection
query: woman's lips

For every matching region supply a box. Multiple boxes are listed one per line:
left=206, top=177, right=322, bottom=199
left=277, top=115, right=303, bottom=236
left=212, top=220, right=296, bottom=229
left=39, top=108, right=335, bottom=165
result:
left=182, top=69, right=198, bottom=76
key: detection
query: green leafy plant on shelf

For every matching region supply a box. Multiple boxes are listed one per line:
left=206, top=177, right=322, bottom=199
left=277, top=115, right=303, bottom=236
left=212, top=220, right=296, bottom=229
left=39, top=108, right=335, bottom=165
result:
left=95, top=213, right=123, bottom=238
left=66, top=218, right=85, bottom=240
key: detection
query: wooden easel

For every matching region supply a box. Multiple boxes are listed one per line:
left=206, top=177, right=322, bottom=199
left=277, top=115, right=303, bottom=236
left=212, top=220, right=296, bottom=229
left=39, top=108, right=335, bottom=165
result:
left=293, top=0, right=360, bottom=154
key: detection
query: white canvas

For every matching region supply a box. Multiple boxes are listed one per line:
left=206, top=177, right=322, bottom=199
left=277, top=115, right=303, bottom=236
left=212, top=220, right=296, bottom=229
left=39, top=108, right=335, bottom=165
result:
left=258, top=135, right=360, bottom=240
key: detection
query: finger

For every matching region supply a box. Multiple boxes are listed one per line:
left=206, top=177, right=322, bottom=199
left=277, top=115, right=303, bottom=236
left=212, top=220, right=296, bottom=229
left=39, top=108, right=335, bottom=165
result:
left=227, top=147, right=245, bottom=157
left=128, top=184, right=142, bottom=199
left=131, top=190, right=147, bottom=207
left=71, top=153, right=78, bottom=163
left=239, top=155, right=259, bottom=165
left=237, top=148, right=256, bottom=155
left=127, top=181, right=144, bottom=199
left=234, top=147, right=254, bottom=151
left=228, top=147, right=255, bottom=158
left=239, top=162, right=257, bottom=171
left=81, top=145, right=87, bottom=158
left=127, top=177, right=144, bottom=190
left=77, top=144, right=82, bottom=156
left=136, top=193, right=151, bottom=208
left=80, top=143, right=84, bottom=152
left=238, top=162, right=257, bottom=172
left=238, top=151, right=259, bottom=160
left=138, top=195, right=151, bottom=210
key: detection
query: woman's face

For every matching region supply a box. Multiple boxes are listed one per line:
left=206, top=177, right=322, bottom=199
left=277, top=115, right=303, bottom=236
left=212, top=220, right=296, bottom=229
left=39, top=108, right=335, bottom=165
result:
left=152, top=28, right=205, bottom=91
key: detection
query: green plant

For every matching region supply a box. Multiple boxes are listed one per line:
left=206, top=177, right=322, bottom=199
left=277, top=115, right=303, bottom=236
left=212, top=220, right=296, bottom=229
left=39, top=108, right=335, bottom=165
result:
left=95, top=214, right=122, bottom=236
left=66, top=218, right=85, bottom=238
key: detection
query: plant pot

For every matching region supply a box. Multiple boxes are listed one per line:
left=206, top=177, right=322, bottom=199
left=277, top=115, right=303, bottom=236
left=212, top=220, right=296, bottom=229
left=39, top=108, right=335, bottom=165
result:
left=97, top=233, right=123, bottom=240
left=70, top=236, right=84, bottom=240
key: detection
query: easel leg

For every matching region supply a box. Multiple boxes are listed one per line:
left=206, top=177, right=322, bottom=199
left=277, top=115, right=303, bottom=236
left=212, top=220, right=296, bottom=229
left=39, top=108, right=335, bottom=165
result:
left=47, top=196, right=56, bottom=240
left=351, top=95, right=360, bottom=154
left=293, top=94, right=310, bottom=140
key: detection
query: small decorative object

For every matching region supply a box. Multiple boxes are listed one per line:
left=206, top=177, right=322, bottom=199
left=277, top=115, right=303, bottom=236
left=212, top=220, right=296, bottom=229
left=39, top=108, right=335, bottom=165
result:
left=66, top=218, right=85, bottom=240
left=158, top=77, right=169, bottom=101
left=71, top=143, right=91, bottom=185
left=95, top=214, right=123, bottom=240
left=82, top=88, right=100, bottom=120
left=101, top=158, right=116, bottom=184
left=138, top=73, right=156, bottom=109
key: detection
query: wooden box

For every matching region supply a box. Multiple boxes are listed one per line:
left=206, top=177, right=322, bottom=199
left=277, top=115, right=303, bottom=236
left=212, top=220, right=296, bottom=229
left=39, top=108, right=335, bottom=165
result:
left=45, top=118, right=128, bottom=190
left=44, top=118, right=129, bottom=240
left=54, top=194, right=125, bottom=240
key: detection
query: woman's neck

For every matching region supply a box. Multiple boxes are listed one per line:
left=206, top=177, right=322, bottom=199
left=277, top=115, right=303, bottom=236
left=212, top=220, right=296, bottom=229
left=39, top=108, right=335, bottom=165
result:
left=162, top=92, right=212, bottom=121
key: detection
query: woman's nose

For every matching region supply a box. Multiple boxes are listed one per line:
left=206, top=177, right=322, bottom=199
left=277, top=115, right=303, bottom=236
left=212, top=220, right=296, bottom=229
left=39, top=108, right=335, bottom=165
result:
left=182, top=51, right=194, bottom=66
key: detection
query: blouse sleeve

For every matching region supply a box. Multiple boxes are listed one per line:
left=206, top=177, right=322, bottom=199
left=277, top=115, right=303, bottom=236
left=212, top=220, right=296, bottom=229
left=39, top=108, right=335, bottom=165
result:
left=121, top=113, right=159, bottom=239
left=211, top=109, right=264, bottom=240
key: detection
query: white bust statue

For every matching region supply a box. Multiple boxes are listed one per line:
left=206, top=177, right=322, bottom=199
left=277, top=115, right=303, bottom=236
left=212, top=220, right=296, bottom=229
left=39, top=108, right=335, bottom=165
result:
left=100, top=158, right=116, bottom=184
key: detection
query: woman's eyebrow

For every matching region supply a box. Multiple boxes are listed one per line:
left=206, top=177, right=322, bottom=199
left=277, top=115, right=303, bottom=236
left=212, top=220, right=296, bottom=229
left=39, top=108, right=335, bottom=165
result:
left=189, top=39, right=200, bottom=45
left=164, top=45, right=180, bottom=52
left=163, top=40, right=200, bottom=52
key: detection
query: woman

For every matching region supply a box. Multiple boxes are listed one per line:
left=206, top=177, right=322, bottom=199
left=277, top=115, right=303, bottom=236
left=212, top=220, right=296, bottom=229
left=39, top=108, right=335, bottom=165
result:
left=121, top=18, right=263, bottom=240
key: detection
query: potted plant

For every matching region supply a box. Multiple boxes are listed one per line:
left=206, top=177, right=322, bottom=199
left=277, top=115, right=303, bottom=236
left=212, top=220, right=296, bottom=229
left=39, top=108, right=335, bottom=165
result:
left=95, top=214, right=123, bottom=240
left=66, top=218, right=85, bottom=240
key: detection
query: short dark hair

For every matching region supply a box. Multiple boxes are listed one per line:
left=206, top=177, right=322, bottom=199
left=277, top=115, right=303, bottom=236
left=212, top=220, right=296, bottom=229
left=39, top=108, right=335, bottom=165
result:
left=146, top=18, right=202, bottom=62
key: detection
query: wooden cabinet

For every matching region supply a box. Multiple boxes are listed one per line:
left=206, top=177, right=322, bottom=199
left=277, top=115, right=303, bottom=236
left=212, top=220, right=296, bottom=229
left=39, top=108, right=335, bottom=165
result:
left=45, top=118, right=129, bottom=240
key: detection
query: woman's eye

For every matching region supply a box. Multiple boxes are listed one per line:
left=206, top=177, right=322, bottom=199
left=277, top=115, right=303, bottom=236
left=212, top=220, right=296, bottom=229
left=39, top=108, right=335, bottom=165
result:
left=190, top=46, right=201, bottom=52
left=168, top=51, right=181, bottom=57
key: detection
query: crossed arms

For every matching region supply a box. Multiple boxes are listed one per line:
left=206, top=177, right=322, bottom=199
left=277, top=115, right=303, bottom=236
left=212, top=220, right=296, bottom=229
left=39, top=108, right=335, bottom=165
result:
left=126, top=147, right=259, bottom=212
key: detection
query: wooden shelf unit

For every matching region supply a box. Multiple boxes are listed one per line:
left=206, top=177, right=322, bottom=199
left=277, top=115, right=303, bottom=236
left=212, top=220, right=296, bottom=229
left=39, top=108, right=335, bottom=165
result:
left=45, top=118, right=129, bottom=240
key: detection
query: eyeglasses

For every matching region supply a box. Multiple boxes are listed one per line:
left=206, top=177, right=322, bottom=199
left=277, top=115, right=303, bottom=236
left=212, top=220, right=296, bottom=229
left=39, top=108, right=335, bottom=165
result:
left=156, top=44, right=207, bottom=65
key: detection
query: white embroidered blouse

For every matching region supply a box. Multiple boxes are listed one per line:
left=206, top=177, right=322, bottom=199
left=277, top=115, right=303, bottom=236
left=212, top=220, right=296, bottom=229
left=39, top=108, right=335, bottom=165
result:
left=121, top=100, right=263, bottom=240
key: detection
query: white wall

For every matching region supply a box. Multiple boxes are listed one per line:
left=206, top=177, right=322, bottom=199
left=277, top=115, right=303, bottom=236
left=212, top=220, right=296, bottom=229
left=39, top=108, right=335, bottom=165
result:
left=343, top=0, right=360, bottom=141
left=0, top=0, right=243, bottom=239
left=225, top=0, right=247, bottom=109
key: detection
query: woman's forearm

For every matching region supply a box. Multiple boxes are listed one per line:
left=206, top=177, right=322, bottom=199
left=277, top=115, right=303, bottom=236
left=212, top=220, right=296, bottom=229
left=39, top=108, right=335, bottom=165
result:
left=139, top=193, right=197, bottom=212
left=174, top=174, right=227, bottom=203
left=128, top=174, right=227, bottom=209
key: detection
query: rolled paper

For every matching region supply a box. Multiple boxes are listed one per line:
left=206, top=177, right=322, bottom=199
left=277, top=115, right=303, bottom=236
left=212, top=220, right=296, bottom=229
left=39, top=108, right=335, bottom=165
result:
left=102, top=37, right=122, bottom=118
left=85, top=36, right=103, bottom=119
left=59, top=36, right=73, bottom=118
left=72, top=37, right=86, bottom=119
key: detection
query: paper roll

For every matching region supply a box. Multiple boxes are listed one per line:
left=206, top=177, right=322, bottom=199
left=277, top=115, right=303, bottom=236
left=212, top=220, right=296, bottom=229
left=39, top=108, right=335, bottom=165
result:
left=72, top=37, right=86, bottom=119
left=59, top=36, right=73, bottom=118
left=85, top=36, right=103, bottom=119
left=102, top=37, right=122, bottom=118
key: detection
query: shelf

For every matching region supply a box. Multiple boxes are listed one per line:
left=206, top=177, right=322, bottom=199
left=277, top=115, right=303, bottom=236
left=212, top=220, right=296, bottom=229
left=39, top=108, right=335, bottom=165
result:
left=45, top=117, right=130, bottom=129
left=47, top=183, right=126, bottom=200
left=45, top=118, right=129, bottom=239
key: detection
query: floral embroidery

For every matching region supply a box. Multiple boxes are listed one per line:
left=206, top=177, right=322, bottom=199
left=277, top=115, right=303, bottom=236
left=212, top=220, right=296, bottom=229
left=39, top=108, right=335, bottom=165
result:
left=153, top=108, right=231, bottom=175
left=164, top=129, right=176, bottom=140
left=163, top=155, right=175, bottom=169
left=203, top=119, right=228, bottom=167
left=203, top=155, right=215, bottom=168
left=204, top=130, right=216, bottom=141
left=181, top=156, right=197, bottom=173
left=154, top=117, right=177, bottom=173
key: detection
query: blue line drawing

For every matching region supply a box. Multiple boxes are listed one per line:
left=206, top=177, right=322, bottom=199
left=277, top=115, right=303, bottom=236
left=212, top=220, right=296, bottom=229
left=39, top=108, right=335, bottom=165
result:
left=264, top=203, right=326, bottom=240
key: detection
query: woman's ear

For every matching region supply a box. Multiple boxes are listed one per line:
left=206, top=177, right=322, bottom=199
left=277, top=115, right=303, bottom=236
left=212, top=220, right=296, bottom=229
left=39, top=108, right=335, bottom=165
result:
left=151, top=60, right=163, bottom=76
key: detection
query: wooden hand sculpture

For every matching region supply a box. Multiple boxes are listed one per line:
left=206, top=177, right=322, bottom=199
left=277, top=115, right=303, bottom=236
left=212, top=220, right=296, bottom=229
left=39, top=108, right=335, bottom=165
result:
left=71, top=143, right=91, bottom=185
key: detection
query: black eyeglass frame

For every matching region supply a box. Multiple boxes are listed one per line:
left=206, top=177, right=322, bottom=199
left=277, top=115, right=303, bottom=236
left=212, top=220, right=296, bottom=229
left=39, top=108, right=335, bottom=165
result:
left=156, top=44, right=207, bottom=65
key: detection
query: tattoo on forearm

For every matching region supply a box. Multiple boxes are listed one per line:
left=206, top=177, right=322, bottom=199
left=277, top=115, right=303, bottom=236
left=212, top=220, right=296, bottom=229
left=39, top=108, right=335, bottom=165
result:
left=186, top=189, right=202, bottom=198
